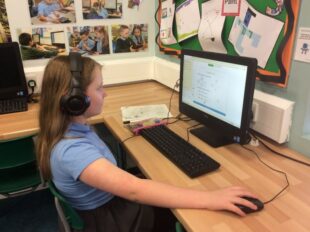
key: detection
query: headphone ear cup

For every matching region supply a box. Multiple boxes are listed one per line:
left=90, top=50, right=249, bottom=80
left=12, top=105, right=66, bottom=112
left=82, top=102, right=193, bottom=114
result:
left=61, top=88, right=90, bottom=116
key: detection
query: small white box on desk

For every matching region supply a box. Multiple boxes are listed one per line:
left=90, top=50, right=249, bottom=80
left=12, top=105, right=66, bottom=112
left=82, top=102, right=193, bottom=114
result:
left=250, top=90, right=295, bottom=144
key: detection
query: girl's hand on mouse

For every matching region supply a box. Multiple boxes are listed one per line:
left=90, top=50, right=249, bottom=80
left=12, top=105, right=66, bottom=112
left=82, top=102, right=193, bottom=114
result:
left=205, top=186, right=258, bottom=216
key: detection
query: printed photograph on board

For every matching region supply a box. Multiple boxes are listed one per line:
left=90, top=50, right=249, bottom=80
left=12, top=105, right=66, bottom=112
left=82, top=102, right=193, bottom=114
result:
left=82, top=0, right=122, bottom=19
left=68, top=26, right=110, bottom=55
left=28, top=0, right=76, bottom=25
left=16, top=27, right=66, bottom=60
left=0, top=0, right=12, bottom=43
left=111, top=24, right=148, bottom=53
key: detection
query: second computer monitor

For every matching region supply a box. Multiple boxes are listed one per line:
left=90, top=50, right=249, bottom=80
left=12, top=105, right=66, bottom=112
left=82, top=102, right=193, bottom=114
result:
left=32, top=34, right=40, bottom=44
left=179, top=49, right=257, bottom=147
left=104, top=0, right=117, bottom=10
left=51, top=31, right=65, bottom=48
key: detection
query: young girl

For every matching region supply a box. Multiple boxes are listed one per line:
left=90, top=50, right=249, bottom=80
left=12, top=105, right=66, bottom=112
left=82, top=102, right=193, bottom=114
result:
left=131, top=25, right=146, bottom=50
left=92, top=26, right=110, bottom=55
left=36, top=54, right=258, bottom=231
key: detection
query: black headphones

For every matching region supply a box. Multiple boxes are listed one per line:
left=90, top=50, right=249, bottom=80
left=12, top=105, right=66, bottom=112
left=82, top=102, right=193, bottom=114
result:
left=60, top=52, right=90, bottom=116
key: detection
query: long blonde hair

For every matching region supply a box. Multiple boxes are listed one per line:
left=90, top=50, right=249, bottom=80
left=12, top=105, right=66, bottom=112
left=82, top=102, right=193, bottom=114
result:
left=36, top=55, right=100, bottom=180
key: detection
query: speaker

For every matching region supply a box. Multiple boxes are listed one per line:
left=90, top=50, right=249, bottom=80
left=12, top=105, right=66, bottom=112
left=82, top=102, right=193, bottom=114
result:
left=60, top=52, right=90, bottom=116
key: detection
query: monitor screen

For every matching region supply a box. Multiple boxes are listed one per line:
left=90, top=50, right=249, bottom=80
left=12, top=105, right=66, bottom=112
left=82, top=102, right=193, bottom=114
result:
left=104, top=0, right=117, bottom=10
left=180, top=49, right=257, bottom=147
left=32, top=34, right=40, bottom=44
left=0, top=42, right=28, bottom=99
left=51, top=31, right=65, bottom=48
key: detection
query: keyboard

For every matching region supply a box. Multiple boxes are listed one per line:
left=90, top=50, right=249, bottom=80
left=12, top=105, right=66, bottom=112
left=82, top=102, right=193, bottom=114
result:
left=0, top=98, right=28, bottom=114
left=140, top=125, right=220, bottom=178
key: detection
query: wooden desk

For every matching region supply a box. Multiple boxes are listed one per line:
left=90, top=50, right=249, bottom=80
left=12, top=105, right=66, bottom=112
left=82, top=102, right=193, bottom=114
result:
left=1, top=81, right=310, bottom=231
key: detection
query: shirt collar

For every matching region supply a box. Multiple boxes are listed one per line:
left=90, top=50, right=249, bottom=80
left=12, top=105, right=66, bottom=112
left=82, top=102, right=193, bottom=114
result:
left=68, top=122, right=91, bottom=133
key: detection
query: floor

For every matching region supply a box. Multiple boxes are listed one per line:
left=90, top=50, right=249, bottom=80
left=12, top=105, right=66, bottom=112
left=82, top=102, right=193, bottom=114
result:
left=0, top=189, right=58, bottom=232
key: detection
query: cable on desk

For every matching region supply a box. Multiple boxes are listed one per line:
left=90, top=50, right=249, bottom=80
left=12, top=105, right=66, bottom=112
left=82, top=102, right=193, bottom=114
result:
left=186, top=123, right=201, bottom=142
left=242, top=145, right=289, bottom=205
left=120, top=135, right=136, bottom=144
left=250, top=131, right=310, bottom=167
left=165, top=79, right=180, bottom=124
left=166, top=114, right=193, bottom=125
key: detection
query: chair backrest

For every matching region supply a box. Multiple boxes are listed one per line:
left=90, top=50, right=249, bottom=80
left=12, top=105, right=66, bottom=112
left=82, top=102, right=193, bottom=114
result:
left=48, top=181, right=84, bottom=231
left=0, top=135, right=42, bottom=197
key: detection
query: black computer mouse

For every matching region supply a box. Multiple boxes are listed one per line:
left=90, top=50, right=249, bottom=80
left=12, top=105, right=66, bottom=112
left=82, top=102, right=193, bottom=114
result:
left=235, top=196, right=264, bottom=214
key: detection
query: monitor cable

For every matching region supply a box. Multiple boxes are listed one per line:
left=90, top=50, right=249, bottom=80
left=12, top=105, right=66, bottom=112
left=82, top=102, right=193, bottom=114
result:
left=242, top=144, right=289, bottom=205
left=250, top=131, right=310, bottom=167
left=186, top=123, right=201, bottom=142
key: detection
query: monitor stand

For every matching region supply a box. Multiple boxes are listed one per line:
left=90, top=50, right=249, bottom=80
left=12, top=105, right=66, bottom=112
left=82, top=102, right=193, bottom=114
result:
left=190, top=126, right=234, bottom=148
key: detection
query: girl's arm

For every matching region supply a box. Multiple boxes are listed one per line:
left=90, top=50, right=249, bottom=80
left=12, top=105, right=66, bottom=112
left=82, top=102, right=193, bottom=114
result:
left=79, top=158, right=258, bottom=216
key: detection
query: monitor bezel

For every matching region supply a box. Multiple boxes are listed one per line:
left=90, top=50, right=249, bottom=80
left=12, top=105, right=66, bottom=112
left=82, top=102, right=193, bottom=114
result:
left=179, top=49, right=257, bottom=146
left=0, top=42, right=28, bottom=99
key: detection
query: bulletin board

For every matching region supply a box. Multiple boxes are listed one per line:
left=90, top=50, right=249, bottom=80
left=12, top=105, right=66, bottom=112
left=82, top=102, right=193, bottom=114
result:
left=156, top=0, right=301, bottom=87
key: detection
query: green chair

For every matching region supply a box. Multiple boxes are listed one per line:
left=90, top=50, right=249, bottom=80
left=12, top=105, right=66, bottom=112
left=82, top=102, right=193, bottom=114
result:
left=175, top=221, right=185, bottom=232
left=48, top=181, right=84, bottom=232
left=0, top=135, right=43, bottom=198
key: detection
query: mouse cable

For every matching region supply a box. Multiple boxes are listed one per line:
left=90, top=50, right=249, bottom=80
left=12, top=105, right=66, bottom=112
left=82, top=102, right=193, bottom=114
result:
left=241, top=145, right=289, bottom=205
left=120, top=134, right=136, bottom=144
left=250, top=131, right=310, bottom=167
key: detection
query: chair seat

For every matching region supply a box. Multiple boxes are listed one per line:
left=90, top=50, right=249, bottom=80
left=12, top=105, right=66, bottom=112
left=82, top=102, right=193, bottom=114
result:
left=0, top=162, right=41, bottom=194
left=0, top=136, right=36, bottom=169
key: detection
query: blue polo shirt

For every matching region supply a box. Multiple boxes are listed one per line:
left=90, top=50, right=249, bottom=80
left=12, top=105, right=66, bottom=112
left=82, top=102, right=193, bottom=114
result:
left=77, top=38, right=95, bottom=51
left=38, top=1, right=61, bottom=17
left=50, top=123, right=116, bottom=210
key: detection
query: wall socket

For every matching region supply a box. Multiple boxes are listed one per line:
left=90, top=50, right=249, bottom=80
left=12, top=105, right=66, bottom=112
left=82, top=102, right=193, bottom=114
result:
left=25, top=72, right=43, bottom=94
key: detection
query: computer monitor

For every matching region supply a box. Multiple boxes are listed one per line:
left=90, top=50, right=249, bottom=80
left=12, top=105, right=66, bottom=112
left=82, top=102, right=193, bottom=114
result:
left=179, top=49, right=257, bottom=147
left=104, top=0, right=117, bottom=10
left=0, top=42, right=28, bottom=100
left=50, top=31, right=65, bottom=48
left=32, top=33, right=40, bottom=44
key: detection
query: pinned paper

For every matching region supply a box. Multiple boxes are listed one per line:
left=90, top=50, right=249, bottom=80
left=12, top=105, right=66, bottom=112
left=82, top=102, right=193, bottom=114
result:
left=160, top=0, right=177, bottom=45
left=294, top=27, right=310, bottom=63
left=198, top=0, right=227, bottom=53
left=175, top=0, right=200, bottom=42
left=222, top=0, right=241, bottom=16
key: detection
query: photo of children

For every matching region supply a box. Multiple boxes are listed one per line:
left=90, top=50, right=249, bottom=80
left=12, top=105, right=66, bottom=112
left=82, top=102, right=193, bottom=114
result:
left=112, top=24, right=148, bottom=54
left=16, top=27, right=66, bottom=60
left=28, top=0, right=76, bottom=25
left=68, top=26, right=110, bottom=55
left=82, top=0, right=122, bottom=19
left=0, top=0, right=12, bottom=43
